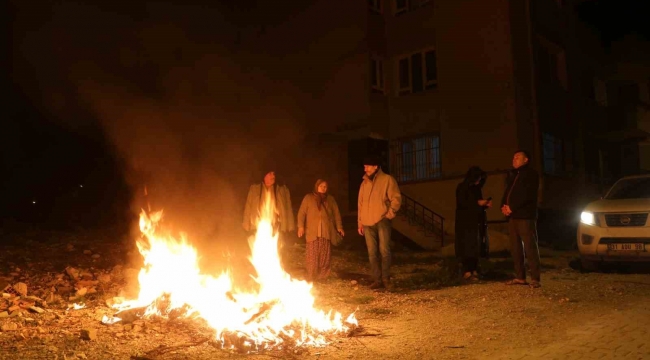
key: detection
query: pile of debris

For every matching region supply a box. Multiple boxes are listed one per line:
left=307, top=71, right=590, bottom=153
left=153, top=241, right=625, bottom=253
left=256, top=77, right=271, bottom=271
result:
left=1, top=282, right=46, bottom=320
left=0, top=244, right=140, bottom=339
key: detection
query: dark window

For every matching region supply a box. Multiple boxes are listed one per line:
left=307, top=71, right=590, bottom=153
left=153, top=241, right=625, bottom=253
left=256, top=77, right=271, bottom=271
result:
left=583, top=76, right=596, bottom=100
left=543, top=133, right=564, bottom=175
left=371, top=58, right=385, bottom=93
left=425, top=50, right=437, bottom=89
left=390, top=135, right=441, bottom=183
left=399, top=58, right=410, bottom=93
left=397, top=49, right=438, bottom=95
left=395, top=0, right=408, bottom=14
left=369, top=0, right=382, bottom=13
left=411, top=53, right=423, bottom=93
left=395, top=0, right=431, bottom=15
left=606, top=177, right=650, bottom=199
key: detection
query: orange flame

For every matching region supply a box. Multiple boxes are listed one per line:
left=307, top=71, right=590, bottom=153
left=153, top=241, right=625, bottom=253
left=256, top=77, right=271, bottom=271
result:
left=104, top=192, right=357, bottom=350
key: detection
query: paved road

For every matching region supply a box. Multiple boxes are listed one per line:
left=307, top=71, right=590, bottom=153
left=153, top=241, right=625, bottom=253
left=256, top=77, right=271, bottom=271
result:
left=492, top=303, right=650, bottom=359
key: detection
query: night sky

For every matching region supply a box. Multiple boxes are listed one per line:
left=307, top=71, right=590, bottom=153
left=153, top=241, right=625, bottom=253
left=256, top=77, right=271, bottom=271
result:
left=5, top=0, right=316, bottom=236
left=3, top=0, right=648, bottom=231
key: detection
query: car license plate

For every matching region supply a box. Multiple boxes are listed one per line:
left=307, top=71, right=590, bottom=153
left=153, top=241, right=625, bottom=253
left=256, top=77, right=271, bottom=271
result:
left=607, top=243, right=644, bottom=251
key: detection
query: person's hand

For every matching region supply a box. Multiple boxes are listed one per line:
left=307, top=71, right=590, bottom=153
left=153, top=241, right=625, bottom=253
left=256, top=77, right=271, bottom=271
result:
left=478, top=199, right=490, bottom=207
left=358, top=227, right=364, bottom=236
left=501, top=205, right=512, bottom=216
left=338, top=229, right=345, bottom=237
left=297, top=228, right=304, bottom=238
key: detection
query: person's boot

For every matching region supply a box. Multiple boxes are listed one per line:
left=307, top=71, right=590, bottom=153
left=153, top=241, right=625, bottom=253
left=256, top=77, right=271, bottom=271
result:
left=369, top=281, right=384, bottom=290
left=382, top=278, right=394, bottom=291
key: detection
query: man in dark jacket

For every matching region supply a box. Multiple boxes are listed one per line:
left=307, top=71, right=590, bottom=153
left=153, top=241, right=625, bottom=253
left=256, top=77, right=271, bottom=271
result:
left=500, top=150, right=541, bottom=288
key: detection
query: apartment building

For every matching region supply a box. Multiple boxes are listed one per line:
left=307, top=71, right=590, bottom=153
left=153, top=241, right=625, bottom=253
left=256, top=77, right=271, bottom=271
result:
left=246, top=0, right=615, bottom=248
left=593, top=35, right=650, bottom=182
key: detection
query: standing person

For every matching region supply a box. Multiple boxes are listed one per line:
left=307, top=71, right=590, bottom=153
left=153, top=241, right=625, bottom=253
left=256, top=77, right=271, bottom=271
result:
left=297, top=179, right=344, bottom=283
left=500, top=150, right=541, bottom=288
left=243, top=168, right=295, bottom=260
left=357, top=155, right=402, bottom=290
left=455, top=166, right=491, bottom=281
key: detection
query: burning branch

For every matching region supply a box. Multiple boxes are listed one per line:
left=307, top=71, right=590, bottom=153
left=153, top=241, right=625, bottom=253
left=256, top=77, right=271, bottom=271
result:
left=244, top=300, right=279, bottom=325
left=105, top=201, right=357, bottom=352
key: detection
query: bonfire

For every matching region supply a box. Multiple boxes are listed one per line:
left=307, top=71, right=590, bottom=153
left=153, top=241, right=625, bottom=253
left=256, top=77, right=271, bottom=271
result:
left=101, top=192, right=357, bottom=352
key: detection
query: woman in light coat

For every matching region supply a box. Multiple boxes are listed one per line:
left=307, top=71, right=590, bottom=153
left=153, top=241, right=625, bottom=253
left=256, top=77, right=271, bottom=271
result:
left=297, top=179, right=344, bottom=282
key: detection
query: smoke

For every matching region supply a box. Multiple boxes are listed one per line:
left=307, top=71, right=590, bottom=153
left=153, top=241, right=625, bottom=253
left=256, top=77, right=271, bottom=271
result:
left=10, top=1, right=326, bottom=261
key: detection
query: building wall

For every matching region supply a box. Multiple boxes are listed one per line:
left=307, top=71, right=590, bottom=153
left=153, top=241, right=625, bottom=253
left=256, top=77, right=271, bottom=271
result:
left=386, top=0, right=519, bottom=177
left=383, top=0, right=520, bottom=226
left=385, top=0, right=608, bottom=229
left=637, top=102, right=650, bottom=172
left=233, top=1, right=379, bottom=215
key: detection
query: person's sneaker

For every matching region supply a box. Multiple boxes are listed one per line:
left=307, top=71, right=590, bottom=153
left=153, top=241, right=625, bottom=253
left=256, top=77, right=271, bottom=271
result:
left=383, top=278, right=394, bottom=290
left=369, top=281, right=384, bottom=290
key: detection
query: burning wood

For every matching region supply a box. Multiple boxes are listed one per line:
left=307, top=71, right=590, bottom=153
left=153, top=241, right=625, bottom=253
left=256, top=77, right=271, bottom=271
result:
left=101, top=193, right=357, bottom=352
left=244, top=300, right=279, bottom=325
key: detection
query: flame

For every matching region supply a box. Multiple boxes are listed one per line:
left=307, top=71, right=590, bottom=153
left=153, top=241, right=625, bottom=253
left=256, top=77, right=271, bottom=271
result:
left=106, top=192, right=357, bottom=350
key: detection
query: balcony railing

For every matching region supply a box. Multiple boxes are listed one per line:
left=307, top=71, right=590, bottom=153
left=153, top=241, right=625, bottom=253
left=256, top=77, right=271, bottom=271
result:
left=397, top=193, right=445, bottom=247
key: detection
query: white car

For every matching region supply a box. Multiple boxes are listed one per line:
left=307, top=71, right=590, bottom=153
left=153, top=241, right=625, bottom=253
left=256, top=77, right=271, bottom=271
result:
left=577, top=174, right=650, bottom=270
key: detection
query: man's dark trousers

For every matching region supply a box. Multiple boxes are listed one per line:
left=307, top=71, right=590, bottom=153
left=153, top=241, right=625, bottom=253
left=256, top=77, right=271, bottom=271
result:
left=508, top=219, right=540, bottom=282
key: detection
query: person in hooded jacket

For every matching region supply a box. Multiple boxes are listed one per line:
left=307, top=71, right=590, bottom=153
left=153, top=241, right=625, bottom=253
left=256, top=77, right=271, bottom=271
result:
left=455, top=166, right=491, bottom=281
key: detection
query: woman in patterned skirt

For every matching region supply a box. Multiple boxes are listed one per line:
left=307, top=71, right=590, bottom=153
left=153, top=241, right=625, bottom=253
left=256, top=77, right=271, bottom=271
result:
left=297, top=179, right=344, bottom=282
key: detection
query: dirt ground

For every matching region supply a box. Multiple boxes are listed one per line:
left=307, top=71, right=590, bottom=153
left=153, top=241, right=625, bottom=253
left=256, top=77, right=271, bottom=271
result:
left=1, top=228, right=649, bottom=360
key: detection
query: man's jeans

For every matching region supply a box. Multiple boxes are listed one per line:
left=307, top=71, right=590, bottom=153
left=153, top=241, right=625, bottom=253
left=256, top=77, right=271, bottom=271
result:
left=363, top=218, right=392, bottom=282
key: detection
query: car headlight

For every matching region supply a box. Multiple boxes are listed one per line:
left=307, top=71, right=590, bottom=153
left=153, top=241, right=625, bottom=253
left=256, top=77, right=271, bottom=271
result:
left=580, top=211, right=599, bottom=226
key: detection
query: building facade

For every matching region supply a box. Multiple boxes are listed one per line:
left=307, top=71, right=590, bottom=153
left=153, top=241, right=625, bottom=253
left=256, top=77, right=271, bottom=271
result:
left=246, top=0, right=634, bottom=246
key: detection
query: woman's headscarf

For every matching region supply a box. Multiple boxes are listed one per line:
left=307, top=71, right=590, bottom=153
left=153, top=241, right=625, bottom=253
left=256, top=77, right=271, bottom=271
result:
left=313, top=179, right=328, bottom=210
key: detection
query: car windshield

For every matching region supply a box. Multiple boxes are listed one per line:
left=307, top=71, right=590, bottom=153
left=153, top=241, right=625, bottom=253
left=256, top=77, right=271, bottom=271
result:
left=606, top=177, right=650, bottom=199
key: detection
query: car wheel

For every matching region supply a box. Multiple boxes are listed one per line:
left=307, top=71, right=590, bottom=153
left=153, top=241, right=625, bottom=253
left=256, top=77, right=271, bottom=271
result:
left=580, top=257, right=600, bottom=272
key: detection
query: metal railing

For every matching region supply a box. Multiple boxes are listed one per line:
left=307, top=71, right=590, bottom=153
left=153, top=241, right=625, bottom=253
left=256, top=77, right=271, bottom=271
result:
left=398, top=193, right=445, bottom=247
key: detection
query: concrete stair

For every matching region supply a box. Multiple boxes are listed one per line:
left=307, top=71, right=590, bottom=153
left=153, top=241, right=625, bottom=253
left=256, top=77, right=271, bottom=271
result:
left=392, top=214, right=444, bottom=251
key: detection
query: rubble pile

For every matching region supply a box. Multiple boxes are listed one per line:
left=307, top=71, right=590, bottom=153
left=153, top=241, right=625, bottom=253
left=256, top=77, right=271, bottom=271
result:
left=0, top=241, right=138, bottom=345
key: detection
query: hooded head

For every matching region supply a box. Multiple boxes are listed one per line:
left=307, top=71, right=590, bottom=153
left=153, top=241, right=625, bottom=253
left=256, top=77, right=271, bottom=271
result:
left=464, top=166, right=487, bottom=187
left=258, top=159, right=283, bottom=186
